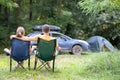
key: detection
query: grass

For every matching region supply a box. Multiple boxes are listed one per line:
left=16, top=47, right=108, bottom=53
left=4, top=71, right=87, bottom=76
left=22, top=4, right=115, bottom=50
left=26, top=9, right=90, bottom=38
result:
left=0, top=51, right=120, bottom=80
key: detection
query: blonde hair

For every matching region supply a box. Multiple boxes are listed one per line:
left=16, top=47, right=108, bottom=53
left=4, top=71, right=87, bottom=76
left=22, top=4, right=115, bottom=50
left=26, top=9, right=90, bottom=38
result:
left=16, top=26, right=25, bottom=37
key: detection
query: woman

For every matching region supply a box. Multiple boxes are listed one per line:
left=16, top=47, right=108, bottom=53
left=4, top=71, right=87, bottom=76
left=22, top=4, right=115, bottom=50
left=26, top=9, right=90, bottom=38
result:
left=4, top=26, right=32, bottom=70
left=4, top=26, right=26, bottom=55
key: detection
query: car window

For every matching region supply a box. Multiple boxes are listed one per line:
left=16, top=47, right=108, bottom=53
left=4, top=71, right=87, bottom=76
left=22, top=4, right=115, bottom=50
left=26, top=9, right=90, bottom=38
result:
left=52, top=33, right=61, bottom=38
left=52, top=33, right=65, bottom=40
left=51, top=32, right=73, bottom=41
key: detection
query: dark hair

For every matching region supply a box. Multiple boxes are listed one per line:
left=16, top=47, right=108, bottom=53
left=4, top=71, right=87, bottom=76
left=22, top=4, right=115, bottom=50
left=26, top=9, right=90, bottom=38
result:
left=42, top=24, right=50, bottom=33
left=16, top=26, right=25, bottom=37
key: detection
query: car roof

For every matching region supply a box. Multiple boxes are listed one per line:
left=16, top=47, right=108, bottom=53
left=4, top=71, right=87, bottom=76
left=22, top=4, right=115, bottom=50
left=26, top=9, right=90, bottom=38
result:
left=32, top=25, right=61, bottom=31
left=27, top=31, right=72, bottom=40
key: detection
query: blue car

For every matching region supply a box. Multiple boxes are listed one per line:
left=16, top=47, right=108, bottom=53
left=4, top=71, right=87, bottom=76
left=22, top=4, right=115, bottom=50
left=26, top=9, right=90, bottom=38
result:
left=27, top=25, right=90, bottom=55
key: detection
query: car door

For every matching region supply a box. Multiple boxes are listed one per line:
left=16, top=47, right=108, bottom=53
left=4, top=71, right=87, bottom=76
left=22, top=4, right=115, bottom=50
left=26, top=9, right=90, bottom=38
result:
left=51, top=32, right=71, bottom=52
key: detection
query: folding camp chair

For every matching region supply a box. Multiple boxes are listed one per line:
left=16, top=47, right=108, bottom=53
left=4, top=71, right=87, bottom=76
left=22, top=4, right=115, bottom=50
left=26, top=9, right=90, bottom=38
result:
left=34, top=38, right=57, bottom=72
left=10, top=38, right=30, bottom=71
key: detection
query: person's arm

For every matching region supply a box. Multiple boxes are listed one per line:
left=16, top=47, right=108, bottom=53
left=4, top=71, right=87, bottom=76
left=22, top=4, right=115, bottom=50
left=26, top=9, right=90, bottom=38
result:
left=10, top=35, right=35, bottom=41
left=56, top=42, right=61, bottom=51
left=22, top=36, right=35, bottom=41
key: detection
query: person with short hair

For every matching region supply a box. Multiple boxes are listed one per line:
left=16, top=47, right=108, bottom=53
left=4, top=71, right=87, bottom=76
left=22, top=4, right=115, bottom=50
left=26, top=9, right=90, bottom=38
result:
left=32, top=24, right=61, bottom=68
left=34, top=24, right=61, bottom=51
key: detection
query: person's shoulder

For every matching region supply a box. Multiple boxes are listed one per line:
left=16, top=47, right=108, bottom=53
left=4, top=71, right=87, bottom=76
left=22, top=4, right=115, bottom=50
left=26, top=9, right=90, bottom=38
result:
left=50, top=36, right=56, bottom=40
left=51, top=37, right=55, bottom=39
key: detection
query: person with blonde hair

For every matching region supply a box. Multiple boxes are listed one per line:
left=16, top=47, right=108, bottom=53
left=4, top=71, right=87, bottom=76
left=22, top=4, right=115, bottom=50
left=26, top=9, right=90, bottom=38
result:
left=4, top=26, right=31, bottom=70
left=4, top=26, right=25, bottom=55
left=16, top=26, right=25, bottom=37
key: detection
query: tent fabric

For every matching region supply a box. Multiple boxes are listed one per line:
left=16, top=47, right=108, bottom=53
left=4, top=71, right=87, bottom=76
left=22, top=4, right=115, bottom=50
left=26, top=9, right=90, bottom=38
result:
left=87, top=36, right=114, bottom=52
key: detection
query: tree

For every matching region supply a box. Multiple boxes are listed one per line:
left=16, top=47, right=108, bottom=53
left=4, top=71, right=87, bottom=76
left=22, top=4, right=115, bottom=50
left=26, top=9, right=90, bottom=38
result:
left=0, top=0, right=18, bottom=26
left=78, top=0, right=120, bottom=48
left=79, top=0, right=120, bottom=14
left=0, top=0, right=18, bottom=9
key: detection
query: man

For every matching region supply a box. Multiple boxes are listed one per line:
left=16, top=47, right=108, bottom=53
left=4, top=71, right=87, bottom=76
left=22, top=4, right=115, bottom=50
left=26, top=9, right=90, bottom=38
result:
left=32, top=24, right=61, bottom=51
left=32, top=24, right=61, bottom=68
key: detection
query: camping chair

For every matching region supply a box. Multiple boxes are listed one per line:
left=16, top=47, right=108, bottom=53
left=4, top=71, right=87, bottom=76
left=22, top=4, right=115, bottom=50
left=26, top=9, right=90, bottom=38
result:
left=34, top=38, right=57, bottom=72
left=10, top=38, right=30, bottom=72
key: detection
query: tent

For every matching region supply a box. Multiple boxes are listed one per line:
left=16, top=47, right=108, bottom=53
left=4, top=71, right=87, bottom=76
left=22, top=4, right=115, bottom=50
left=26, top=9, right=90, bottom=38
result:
left=87, top=36, right=114, bottom=52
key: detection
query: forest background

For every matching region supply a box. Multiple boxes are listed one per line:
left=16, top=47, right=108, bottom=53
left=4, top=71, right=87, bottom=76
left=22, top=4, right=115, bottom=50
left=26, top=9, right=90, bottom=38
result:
left=0, top=0, right=120, bottom=52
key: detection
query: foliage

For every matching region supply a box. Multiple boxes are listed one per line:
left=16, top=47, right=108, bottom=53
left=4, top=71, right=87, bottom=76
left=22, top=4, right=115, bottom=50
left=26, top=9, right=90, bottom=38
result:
left=78, top=0, right=120, bottom=40
left=0, top=0, right=18, bottom=9
left=0, top=0, right=120, bottom=49
left=79, top=0, right=120, bottom=14
left=75, top=10, right=120, bottom=41
left=0, top=27, right=9, bottom=40
left=85, top=52, right=120, bottom=76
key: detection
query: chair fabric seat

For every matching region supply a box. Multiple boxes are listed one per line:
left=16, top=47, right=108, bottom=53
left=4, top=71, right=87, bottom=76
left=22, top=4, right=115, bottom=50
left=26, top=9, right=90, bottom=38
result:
left=10, top=38, right=30, bottom=71
left=34, top=38, right=57, bottom=72
left=36, top=38, right=56, bottom=61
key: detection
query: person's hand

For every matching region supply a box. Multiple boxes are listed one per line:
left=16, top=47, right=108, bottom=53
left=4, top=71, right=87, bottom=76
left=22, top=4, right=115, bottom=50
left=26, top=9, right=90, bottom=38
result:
left=56, top=46, right=61, bottom=51
left=58, top=47, right=61, bottom=51
left=10, top=35, right=16, bottom=39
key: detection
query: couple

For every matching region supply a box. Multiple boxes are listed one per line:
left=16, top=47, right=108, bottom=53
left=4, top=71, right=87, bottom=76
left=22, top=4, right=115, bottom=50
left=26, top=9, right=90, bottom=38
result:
left=4, top=24, right=61, bottom=70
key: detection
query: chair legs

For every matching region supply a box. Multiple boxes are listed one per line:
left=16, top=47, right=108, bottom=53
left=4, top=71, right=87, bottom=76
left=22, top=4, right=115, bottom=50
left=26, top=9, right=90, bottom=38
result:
left=34, top=57, right=55, bottom=72
left=53, top=59, right=55, bottom=72
left=10, top=56, right=12, bottom=72
left=28, top=56, right=30, bottom=70
left=10, top=58, right=30, bottom=71
left=38, top=60, right=51, bottom=71
left=34, top=57, right=38, bottom=70
left=18, top=62, right=24, bottom=69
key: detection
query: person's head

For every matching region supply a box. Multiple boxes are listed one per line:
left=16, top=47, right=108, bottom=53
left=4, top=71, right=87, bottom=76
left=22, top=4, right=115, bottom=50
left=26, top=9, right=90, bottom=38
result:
left=16, top=26, right=25, bottom=37
left=42, top=24, right=50, bottom=33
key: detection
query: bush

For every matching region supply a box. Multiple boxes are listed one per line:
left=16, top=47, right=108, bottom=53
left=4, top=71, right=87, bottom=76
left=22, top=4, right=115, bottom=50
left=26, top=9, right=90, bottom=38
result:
left=84, top=52, right=120, bottom=73
left=0, top=26, right=10, bottom=54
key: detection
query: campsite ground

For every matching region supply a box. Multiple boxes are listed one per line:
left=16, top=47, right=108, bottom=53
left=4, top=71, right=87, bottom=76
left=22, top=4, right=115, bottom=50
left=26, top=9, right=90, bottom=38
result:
left=0, top=51, right=120, bottom=80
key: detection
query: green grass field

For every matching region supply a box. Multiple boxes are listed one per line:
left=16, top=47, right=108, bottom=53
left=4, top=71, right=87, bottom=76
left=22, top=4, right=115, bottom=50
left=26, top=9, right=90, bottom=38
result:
left=0, top=52, right=120, bottom=80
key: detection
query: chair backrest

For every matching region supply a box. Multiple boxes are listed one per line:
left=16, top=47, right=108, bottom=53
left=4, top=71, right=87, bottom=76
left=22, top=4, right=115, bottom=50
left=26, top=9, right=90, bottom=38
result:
left=11, top=38, right=30, bottom=62
left=36, top=38, right=56, bottom=61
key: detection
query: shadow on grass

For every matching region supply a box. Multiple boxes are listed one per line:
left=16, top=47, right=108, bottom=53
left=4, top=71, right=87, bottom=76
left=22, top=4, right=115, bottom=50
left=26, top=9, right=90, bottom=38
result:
left=81, top=52, right=93, bottom=55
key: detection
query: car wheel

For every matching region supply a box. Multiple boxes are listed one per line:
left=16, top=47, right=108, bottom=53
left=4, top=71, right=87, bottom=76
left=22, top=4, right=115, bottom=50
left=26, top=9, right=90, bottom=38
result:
left=71, top=45, right=83, bottom=55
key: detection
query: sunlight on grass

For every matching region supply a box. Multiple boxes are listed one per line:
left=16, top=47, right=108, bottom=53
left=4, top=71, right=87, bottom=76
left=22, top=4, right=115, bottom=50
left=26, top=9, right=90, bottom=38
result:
left=0, top=52, right=120, bottom=80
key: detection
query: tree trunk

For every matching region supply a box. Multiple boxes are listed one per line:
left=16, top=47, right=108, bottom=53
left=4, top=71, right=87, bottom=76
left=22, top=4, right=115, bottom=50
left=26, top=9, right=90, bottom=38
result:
left=57, top=0, right=62, bottom=16
left=0, top=5, right=1, bottom=12
left=4, top=7, right=9, bottom=26
left=15, top=0, right=22, bottom=26
left=0, top=4, right=2, bottom=22
left=29, top=0, right=32, bottom=21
